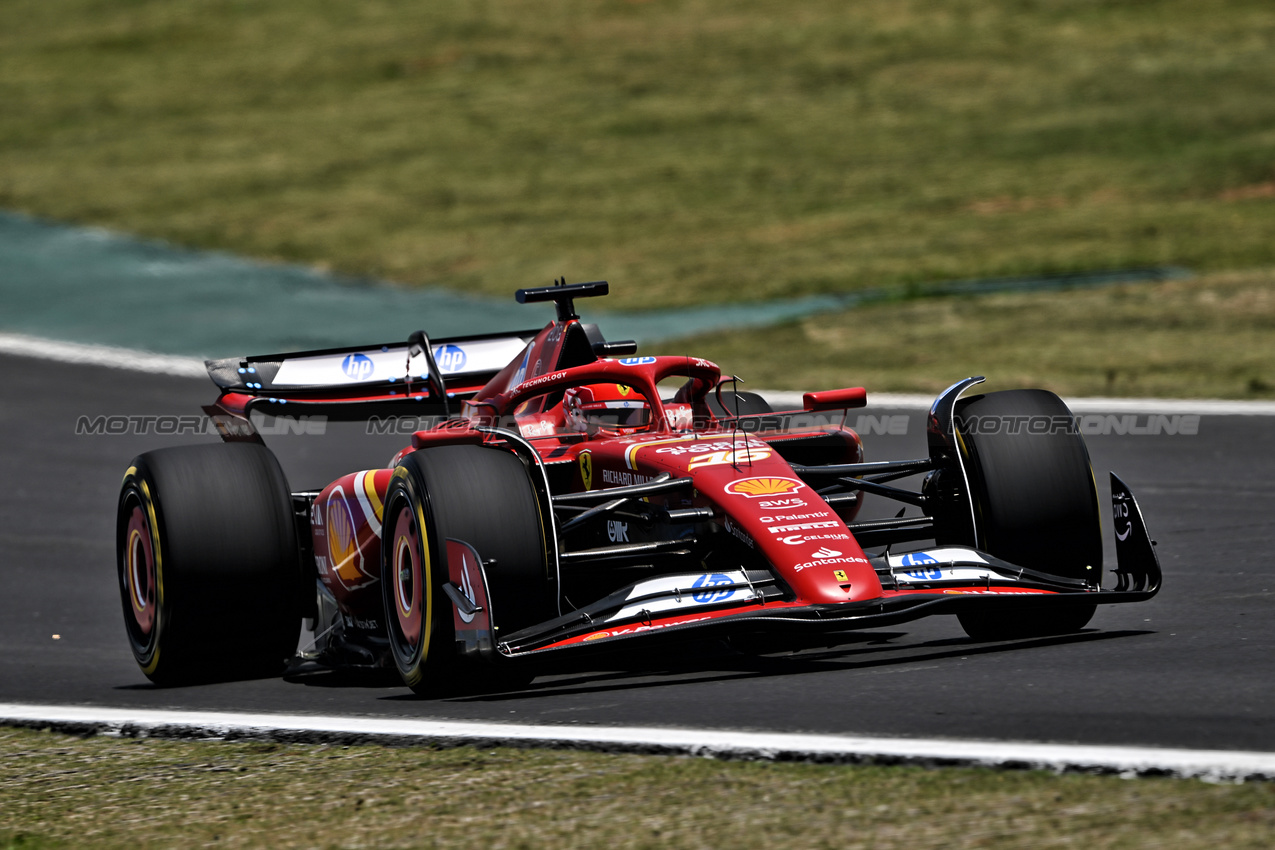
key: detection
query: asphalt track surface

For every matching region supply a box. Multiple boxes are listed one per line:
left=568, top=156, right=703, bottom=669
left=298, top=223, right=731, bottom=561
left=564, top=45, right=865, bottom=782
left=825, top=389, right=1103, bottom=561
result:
left=4, top=353, right=1273, bottom=754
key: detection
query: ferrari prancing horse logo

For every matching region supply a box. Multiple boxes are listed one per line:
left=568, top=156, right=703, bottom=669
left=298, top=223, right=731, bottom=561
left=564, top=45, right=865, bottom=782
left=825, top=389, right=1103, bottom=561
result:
left=579, top=450, right=593, bottom=490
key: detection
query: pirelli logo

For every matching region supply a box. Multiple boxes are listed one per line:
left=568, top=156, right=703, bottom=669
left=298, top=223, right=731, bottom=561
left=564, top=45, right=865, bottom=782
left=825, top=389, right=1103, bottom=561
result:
left=767, top=520, right=841, bottom=533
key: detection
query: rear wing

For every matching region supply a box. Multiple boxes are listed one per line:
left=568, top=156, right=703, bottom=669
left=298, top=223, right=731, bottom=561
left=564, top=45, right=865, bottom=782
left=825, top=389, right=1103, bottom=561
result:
left=205, top=329, right=540, bottom=401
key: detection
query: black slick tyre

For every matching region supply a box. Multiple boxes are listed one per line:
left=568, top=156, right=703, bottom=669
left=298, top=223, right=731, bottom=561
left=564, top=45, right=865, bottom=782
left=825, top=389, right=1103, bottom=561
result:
left=949, top=389, right=1102, bottom=640
left=382, top=444, right=551, bottom=695
left=117, top=443, right=302, bottom=685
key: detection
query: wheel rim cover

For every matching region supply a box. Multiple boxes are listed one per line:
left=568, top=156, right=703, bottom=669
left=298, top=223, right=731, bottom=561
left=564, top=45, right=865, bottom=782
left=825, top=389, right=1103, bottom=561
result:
left=392, top=507, right=422, bottom=646
left=124, top=505, right=156, bottom=635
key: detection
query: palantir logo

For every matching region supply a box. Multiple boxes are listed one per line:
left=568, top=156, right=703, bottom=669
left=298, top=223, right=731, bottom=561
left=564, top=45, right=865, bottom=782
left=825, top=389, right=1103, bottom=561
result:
left=691, top=573, right=735, bottom=604
left=433, top=344, right=467, bottom=373
left=341, top=353, right=375, bottom=381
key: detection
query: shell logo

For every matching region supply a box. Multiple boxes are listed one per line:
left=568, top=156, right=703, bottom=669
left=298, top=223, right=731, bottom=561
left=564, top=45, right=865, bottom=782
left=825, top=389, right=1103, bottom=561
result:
left=724, top=477, right=806, bottom=499
left=327, top=499, right=355, bottom=567
left=325, top=488, right=373, bottom=590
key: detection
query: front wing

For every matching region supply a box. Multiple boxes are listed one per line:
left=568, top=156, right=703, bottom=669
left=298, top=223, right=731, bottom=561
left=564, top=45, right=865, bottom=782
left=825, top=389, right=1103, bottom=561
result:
left=446, top=473, right=1161, bottom=660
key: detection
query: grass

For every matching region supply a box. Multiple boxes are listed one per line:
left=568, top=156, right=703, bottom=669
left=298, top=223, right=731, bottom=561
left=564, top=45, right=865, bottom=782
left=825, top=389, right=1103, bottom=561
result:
left=1, top=726, right=1274, bottom=849
left=1, top=0, right=1274, bottom=314
left=664, top=267, right=1275, bottom=399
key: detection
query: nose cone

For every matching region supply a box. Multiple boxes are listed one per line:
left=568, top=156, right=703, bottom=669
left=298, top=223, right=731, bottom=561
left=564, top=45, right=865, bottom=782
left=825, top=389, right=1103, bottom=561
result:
left=706, top=469, right=883, bottom=604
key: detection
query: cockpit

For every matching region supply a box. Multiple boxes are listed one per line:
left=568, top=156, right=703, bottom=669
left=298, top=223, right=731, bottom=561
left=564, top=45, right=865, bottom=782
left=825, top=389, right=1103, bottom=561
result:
left=491, top=358, right=717, bottom=442
left=563, top=384, right=651, bottom=435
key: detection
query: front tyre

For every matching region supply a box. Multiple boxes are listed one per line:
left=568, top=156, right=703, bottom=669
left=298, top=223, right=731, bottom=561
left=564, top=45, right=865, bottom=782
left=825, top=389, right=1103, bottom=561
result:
left=383, top=445, right=552, bottom=695
left=948, top=389, right=1101, bottom=640
left=382, top=460, right=446, bottom=692
left=117, top=443, right=302, bottom=685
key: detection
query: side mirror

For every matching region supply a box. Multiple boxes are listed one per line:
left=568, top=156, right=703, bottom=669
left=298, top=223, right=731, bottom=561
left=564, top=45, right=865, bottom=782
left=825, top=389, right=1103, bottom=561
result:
left=803, top=387, right=867, bottom=412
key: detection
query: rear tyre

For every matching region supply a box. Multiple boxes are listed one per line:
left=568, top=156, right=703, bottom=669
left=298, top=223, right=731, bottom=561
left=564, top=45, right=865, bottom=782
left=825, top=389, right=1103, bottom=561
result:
left=382, top=445, right=551, bottom=695
left=947, top=390, right=1101, bottom=640
left=117, top=443, right=302, bottom=685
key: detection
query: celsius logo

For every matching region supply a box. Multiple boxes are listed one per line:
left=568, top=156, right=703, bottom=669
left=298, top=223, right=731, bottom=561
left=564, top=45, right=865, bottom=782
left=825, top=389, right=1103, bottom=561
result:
left=779, top=533, right=848, bottom=545
left=432, top=344, right=467, bottom=373
left=691, top=573, right=735, bottom=604
left=810, top=547, right=842, bottom=559
left=341, top=353, right=375, bottom=381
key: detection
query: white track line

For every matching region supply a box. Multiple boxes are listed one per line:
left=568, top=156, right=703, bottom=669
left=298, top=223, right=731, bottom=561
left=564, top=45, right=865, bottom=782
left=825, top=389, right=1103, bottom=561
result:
left=3, top=332, right=1272, bottom=415
left=1, top=704, right=1271, bottom=782
left=0, top=332, right=205, bottom=378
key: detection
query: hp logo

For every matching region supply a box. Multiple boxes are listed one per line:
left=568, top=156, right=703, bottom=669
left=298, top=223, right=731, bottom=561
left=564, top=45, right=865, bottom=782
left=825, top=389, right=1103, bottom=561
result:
left=691, top=573, right=735, bottom=604
left=900, top=551, right=941, bottom=581
left=432, top=344, right=467, bottom=374
left=341, top=353, right=375, bottom=381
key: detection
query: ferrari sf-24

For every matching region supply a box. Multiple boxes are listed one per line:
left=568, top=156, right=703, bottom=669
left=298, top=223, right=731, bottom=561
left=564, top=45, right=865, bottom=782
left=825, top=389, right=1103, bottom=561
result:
left=117, top=281, right=1160, bottom=692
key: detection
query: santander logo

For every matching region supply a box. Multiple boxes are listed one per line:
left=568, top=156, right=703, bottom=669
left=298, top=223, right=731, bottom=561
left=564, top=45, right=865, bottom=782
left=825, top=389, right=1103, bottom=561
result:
left=792, top=546, right=867, bottom=572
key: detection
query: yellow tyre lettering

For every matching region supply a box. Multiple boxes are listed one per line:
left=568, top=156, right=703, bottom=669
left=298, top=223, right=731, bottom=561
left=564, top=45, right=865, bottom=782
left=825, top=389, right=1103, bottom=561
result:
left=413, top=498, right=432, bottom=670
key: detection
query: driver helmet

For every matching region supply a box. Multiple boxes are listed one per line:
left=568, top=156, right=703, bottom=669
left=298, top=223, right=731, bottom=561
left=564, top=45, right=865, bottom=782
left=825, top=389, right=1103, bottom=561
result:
left=563, top=384, right=650, bottom=434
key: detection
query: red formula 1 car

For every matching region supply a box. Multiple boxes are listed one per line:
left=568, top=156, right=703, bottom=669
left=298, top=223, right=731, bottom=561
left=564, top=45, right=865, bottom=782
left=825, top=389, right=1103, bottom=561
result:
left=117, top=281, right=1160, bottom=691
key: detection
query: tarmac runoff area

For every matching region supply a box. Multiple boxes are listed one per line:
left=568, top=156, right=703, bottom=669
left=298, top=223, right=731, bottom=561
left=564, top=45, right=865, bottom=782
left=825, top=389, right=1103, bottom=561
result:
left=1, top=704, right=1273, bottom=783
left=4, top=334, right=1275, bottom=782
